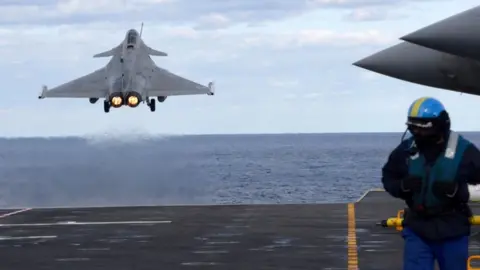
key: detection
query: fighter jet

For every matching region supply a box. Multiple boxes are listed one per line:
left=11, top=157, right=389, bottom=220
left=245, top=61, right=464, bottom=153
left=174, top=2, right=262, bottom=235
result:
left=400, top=5, right=480, bottom=62
left=353, top=41, right=480, bottom=95
left=38, top=24, right=215, bottom=113
left=353, top=5, right=480, bottom=96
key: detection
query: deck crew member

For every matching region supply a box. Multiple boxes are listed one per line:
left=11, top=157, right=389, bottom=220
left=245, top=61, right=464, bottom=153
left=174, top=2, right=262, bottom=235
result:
left=381, top=97, right=480, bottom=270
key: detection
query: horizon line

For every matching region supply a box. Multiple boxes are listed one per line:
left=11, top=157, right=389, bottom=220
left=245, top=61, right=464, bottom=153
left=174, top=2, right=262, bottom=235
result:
left=2, top=130, right=480, bottom=139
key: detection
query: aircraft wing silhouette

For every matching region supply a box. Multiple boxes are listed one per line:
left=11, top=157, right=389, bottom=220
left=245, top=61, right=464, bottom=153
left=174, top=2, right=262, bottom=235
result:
left=146, top=67, right=214, bottom=97
left=39, top=68, right=109, bottom=99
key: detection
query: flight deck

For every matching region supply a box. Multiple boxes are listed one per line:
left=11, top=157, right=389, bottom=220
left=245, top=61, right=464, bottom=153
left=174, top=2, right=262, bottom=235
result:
left=1, top=190, right=480, bottom=269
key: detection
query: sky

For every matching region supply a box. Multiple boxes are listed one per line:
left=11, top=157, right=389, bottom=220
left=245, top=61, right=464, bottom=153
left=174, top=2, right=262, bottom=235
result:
left=1, top=0, right=480, bottom=137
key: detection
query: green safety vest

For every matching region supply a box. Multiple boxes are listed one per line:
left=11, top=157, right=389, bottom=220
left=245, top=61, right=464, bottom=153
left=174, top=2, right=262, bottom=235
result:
left=407, top=131, right=470, bottom=211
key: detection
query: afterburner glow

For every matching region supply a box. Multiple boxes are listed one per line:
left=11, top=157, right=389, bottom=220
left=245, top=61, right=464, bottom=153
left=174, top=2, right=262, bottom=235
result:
left=125, top=92, right=141, bottom=107
left=111, top=96, right=123, bottom=106
left=128, top=96, right=139, bottom=106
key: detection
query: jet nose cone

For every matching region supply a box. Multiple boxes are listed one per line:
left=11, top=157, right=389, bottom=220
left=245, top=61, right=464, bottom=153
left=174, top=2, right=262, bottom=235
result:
left=353, top=41, right=480, bottom=95
left=400, top=6, right=480, bottom=60
left=353, top=42, right=439, bottom=80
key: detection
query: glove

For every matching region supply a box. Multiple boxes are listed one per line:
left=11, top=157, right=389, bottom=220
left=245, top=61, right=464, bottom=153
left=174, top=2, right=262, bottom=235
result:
left=401, top=175, right=422, bottom=193
left=432, top=181, right=458, bottom=199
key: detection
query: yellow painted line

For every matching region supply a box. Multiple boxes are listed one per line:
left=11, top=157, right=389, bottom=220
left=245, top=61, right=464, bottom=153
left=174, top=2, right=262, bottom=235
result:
left=347, top=203, right=359, bottom=270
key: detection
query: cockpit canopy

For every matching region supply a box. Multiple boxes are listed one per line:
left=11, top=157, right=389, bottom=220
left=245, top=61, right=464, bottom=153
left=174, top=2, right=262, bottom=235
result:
left=126, top=29, right=138, bottom=47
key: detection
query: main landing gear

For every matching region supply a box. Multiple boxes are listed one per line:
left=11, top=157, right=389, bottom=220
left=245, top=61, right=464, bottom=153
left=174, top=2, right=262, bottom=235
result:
left=104, top=100, right=110, bottom=113
left=147, top=98, right=155, bottom=112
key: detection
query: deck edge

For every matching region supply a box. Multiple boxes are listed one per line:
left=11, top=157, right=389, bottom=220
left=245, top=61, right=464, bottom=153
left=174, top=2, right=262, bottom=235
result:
left=355, top=188, right=385, bottom=203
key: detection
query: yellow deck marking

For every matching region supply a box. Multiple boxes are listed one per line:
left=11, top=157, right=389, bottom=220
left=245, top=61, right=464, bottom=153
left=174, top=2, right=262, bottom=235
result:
left=347, top=203, right=359, bottom=270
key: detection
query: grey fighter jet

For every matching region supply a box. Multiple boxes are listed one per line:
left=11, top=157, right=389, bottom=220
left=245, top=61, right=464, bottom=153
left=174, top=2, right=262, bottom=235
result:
left=401, top=5, right=480, bottom=61
left=38, top=24, right=215, bottom=113
left=353, top=41, right=480, bottom=95
left=353, top=5, right=480, bottom=96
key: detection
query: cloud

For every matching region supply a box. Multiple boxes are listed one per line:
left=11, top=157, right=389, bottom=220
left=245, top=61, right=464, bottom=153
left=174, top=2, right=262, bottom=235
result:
left=0, top=0, right=451, bottom=28
left=0, top=23, right=394, bottom=64
left=268, top=78, right=299, bottom=88
left=344, top=7, right=406, bottom=21
left=309, top=0, right=448, bottom=8
left=194, top=13, right=231, bottom=30
left=293, top=29, right=393, bottom=46
left=341, top=0, right=454, bottom=22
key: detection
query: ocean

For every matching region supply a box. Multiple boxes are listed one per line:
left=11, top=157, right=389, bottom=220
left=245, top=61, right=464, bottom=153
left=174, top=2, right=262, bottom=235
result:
left=1, top=132, right=479, bottom=209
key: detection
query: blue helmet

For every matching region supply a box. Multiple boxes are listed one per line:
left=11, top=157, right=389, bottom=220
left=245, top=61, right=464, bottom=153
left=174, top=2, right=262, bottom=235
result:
left=407, top=97, right=446, bottom=119
left=406, top=97, right=450, bottom=134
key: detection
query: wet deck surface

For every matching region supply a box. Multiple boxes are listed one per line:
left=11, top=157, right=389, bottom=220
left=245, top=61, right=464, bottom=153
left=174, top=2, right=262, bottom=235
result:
left=355, top=190, right=406, bottom=270
left=355, top=190, right=480, bottom=270
left=1, top=190, right=480, bottom=269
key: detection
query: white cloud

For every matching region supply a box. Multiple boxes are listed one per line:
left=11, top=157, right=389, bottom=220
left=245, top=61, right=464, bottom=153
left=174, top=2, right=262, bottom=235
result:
left=165, top=26, right=200, bottom=39
left=268, top=79, right=299, bottom=88
left=195, top=13, right=231, bottom=30
left=224, top=29, right=394, bottom=51
left=56, top=0, right=127, bottom=14
left=0, top=23, right=394, bottom=66
left=0, top=0, right=452, bottom=27
left=294, top=29, right=394, bottom=46
left=345, top=8, right=391, bottom=21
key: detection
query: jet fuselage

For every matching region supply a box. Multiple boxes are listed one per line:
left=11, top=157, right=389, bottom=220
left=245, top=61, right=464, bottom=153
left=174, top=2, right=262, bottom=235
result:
left=103, top=29, right=155, bottom=107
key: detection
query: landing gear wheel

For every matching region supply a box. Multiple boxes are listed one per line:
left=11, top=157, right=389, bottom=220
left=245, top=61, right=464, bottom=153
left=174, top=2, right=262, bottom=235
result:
left=104, top=101, right=110, bottom=113
left=149, top=98, right=156, bottom=112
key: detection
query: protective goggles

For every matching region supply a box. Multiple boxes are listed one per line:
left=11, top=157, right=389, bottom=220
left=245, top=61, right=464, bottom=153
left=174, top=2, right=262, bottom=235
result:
left=405, top=119, right=437, bottom=136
